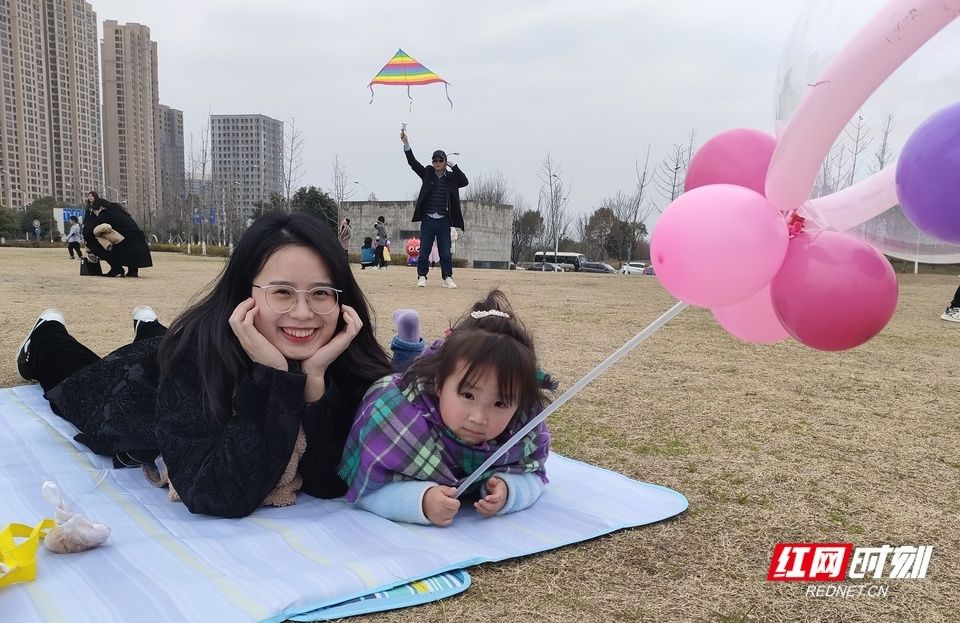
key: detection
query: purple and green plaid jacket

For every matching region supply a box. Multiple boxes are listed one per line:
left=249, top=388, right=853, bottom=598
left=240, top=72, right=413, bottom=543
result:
left=339, top=374, right=550, bottom=502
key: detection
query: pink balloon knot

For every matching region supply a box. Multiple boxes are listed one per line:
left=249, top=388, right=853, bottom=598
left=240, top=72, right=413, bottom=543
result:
left=786, top=213, right=806, bottom=238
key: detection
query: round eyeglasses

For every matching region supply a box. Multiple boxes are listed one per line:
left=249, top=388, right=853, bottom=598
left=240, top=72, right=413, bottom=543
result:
left=252, top=284, right=342, bottom=315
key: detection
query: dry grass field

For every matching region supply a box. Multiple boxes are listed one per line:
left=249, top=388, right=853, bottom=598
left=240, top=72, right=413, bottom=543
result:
left=1, top=246, right=958, bottom=622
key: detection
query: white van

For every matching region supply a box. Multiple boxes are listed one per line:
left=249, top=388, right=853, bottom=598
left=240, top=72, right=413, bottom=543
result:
left=533, top=251, right=588, bottom=271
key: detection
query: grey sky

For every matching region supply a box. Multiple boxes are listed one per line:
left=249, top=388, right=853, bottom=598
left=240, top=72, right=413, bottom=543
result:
left=91, top=0, right=810, bottom=224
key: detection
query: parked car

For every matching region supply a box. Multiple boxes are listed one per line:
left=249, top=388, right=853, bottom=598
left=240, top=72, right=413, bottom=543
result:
left=621, top=261, right=648, bottom=275
left=528, top=262, right=566, bottom=272
left=642, top=265, right=656, bottom=275
left=579, top=261, right=617, bottom=274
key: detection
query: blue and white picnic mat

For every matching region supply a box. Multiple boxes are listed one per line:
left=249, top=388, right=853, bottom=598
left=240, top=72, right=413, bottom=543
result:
left=0, top=385, right=688, bottom=622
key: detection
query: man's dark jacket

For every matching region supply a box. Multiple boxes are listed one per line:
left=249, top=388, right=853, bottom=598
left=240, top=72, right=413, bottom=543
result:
left=405, top=148, right=469, bottom=230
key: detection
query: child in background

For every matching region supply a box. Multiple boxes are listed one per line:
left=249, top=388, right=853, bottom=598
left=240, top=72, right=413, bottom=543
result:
left=359, top=237, right=376, bottom=270
left=339, top=290, right=555, bottom=526
left=390, top=309, right=425, bottom=372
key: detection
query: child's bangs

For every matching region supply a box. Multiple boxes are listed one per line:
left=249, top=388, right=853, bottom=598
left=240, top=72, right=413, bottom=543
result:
left=457, top=334, right=535, bottom=408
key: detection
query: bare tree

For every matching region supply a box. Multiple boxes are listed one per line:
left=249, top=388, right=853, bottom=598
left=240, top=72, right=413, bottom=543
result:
left=615, top=146, right=654, bottom=261
left=466, top=169, right=510, bottom=204
left=536, top=154, right=571, bottom=263
left=283, top=117, right=305, bottom=210
left=844, top=109, right=873, bottom=187
left=654, top=143, right=689, bottom=206
left=330, top=154, right=355, bottom=217
left=186, top=128, right=212, bottom=245
left=871, top=113, right=896, bottom=173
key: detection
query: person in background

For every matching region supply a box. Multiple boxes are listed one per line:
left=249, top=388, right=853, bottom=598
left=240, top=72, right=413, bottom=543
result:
left=941, top=283, right=960, bottom=323
left=66, top=215, right=82, bottom=260
left=359, top=237, right=376, bottom=270
left=338, top=218, right=352, bottom=254
left=400, top=129, right=468, bottom=289
left=85, top=191, right=153, bottom=278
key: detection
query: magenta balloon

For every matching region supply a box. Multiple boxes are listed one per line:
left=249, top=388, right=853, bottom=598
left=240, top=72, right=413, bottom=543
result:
left=685, top=129, right=777, bottom=194
left=711, top=284, right=790, bottom=344
left=652, top=184, right=788, bottom=308
left=770, top=231, right=898, bottom=351
left=896, top=102, right=960, bottom=244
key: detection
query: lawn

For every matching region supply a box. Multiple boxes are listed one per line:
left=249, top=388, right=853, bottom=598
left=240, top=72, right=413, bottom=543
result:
left=1, top=247, right=957, bottom=622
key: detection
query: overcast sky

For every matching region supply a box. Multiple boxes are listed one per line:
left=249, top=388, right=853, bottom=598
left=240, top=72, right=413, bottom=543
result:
left=90, top=0, right=812, bottom=223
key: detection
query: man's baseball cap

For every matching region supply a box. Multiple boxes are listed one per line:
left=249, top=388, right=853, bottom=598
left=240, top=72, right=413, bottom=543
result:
left=431, top=150, right=447, bottom=161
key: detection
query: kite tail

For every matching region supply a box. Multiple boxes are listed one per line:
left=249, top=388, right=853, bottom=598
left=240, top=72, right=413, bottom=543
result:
left=369, top=85, right=375, bottom=105
left=407, top=85, right=413, bottom=113
left=444, top=82, right=453, bottom=109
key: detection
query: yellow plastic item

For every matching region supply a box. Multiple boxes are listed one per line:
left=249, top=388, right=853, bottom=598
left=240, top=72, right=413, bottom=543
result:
left=0, top=520, right=55, bottom=588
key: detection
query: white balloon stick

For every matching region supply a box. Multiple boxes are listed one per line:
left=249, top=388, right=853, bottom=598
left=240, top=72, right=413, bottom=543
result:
left=455, top=301, right=689, bottom=498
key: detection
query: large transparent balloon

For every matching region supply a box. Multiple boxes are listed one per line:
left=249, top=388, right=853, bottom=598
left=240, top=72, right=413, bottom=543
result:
left=775, top=0, right=960, bottom=262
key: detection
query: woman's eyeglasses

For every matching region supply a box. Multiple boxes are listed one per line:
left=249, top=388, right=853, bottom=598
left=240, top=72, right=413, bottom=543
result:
left=252, top=284, right=342, bottom=315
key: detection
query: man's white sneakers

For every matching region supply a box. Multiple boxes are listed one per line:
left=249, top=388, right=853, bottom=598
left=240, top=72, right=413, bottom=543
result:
left=417, top=276, right=427, bottom=287
left=442, top=277, right=458, bottom=289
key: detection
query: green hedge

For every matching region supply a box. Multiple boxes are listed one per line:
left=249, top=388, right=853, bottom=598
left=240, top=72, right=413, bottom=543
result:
left=347, top=252, right=467, bottom=268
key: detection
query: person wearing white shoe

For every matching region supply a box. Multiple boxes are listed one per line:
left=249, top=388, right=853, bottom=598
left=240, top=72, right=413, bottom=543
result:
left=941, top=283, right=960, bottom=323
left=401, top=128, right=468, bottom=289
left=417, top=276, right=427, bottom=288
left=16, top=212, right=393, bottom=518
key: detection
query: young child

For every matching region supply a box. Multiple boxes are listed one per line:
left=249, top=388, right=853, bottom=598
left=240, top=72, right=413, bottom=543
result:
left=339, top=290, right=555, bottom=526
left=359, top=236, right=376, bottom=269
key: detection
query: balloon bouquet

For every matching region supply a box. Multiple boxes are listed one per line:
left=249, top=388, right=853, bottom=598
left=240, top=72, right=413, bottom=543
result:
left=651, top=0, right=960, bottom=351
left=454, top=0, right=960, bottom=493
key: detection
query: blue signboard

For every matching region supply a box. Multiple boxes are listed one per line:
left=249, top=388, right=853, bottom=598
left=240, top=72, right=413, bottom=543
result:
left=63, top=207, right=85, bottom=222
left=208, top=207, right=217, bottom=225
left=193, top=207, right=202, bottom=225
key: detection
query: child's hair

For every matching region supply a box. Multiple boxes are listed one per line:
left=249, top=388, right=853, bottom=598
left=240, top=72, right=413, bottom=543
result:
left=403, top=289, right=546, bottom=418
left=70, top=215, right=79, bottom=223
left=362, top=236, right=372, bottom=247
left=377, top=215, right=385, bottom=223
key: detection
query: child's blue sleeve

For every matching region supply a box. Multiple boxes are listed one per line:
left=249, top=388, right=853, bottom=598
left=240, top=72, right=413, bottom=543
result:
left=484, top=472, right=546, bottom=515
left=356, top=480, right=436, bottom=525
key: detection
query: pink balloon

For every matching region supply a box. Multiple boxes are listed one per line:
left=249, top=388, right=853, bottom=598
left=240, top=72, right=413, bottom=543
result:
left=770, top=230, right=898, bottom=351
left=766, top=0, right=959, bottom=213
left=711, top=284, right=790, bottom=344
left=685, top=129, right=777, bottom=194
left=652, top=184, right=788, bottom=308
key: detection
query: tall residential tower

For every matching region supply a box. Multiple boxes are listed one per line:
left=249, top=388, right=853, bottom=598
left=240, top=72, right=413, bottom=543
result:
left=0, top=0, right=101, bottom=209
left=210, top=114, right=284, bottom=223
left=101, top=20, right=161, bottom=229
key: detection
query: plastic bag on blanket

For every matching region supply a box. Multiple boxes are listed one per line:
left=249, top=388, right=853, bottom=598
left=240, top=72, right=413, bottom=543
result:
left=41, top=481, right=111, bottom=554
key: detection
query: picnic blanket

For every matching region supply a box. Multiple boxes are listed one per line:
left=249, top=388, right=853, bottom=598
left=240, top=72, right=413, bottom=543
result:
left=0, top=385, right=688, bottom=622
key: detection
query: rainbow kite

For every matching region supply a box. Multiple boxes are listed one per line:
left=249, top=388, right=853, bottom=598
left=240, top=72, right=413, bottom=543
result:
left=368, top=49, right=453, bottom=110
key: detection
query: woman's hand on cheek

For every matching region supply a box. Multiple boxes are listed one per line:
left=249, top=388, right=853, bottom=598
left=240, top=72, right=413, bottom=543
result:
left=301, top=304, right=362, bottom=377
left=229, top=298, right=287, bottom=371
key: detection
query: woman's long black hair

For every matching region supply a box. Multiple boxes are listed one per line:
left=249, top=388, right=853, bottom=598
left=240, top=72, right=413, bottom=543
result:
left=157, top=210, right=392, bottom=423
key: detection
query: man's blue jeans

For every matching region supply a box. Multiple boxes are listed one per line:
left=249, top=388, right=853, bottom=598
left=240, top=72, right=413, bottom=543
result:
left=418, top=216, right=452, bottom=279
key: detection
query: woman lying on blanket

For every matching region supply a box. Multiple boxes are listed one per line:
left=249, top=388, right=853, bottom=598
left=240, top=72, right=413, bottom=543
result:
left=15, top=211, right=391, bottom=518
left=339, top=290, right=555, bottom=526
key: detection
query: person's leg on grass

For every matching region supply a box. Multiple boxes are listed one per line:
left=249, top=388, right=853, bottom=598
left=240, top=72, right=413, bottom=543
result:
left=18, top=313, right=100, bottom=392
left=417, top=219, right=438, bottom=286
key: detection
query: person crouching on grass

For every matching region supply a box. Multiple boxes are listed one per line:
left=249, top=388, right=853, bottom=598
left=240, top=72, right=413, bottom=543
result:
left=339, top=289, right=556, bottom=526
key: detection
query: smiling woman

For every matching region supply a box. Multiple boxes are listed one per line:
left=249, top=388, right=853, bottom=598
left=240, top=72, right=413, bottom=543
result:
left=14, top=212, right=392, bottom=518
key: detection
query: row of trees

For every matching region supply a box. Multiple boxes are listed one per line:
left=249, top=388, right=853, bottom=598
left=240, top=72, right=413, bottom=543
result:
left=489, top=108, right=899, bottom=265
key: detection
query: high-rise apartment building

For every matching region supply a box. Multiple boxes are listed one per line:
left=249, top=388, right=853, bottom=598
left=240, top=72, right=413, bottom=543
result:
left=210, top=114, right=284, bottom=221
left=159, top=104, right=184, bottom=217
left=0, top=0, right=101, bottom=210
left=101, top=20, right=161, bottom=230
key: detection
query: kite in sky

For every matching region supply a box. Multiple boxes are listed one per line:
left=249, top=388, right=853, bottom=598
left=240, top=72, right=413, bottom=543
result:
left=368, top=49, right=453, bottom=110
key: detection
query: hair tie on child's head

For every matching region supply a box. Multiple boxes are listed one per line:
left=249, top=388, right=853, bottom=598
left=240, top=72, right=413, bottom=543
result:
left=470, top=310, right=510, bottom=320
